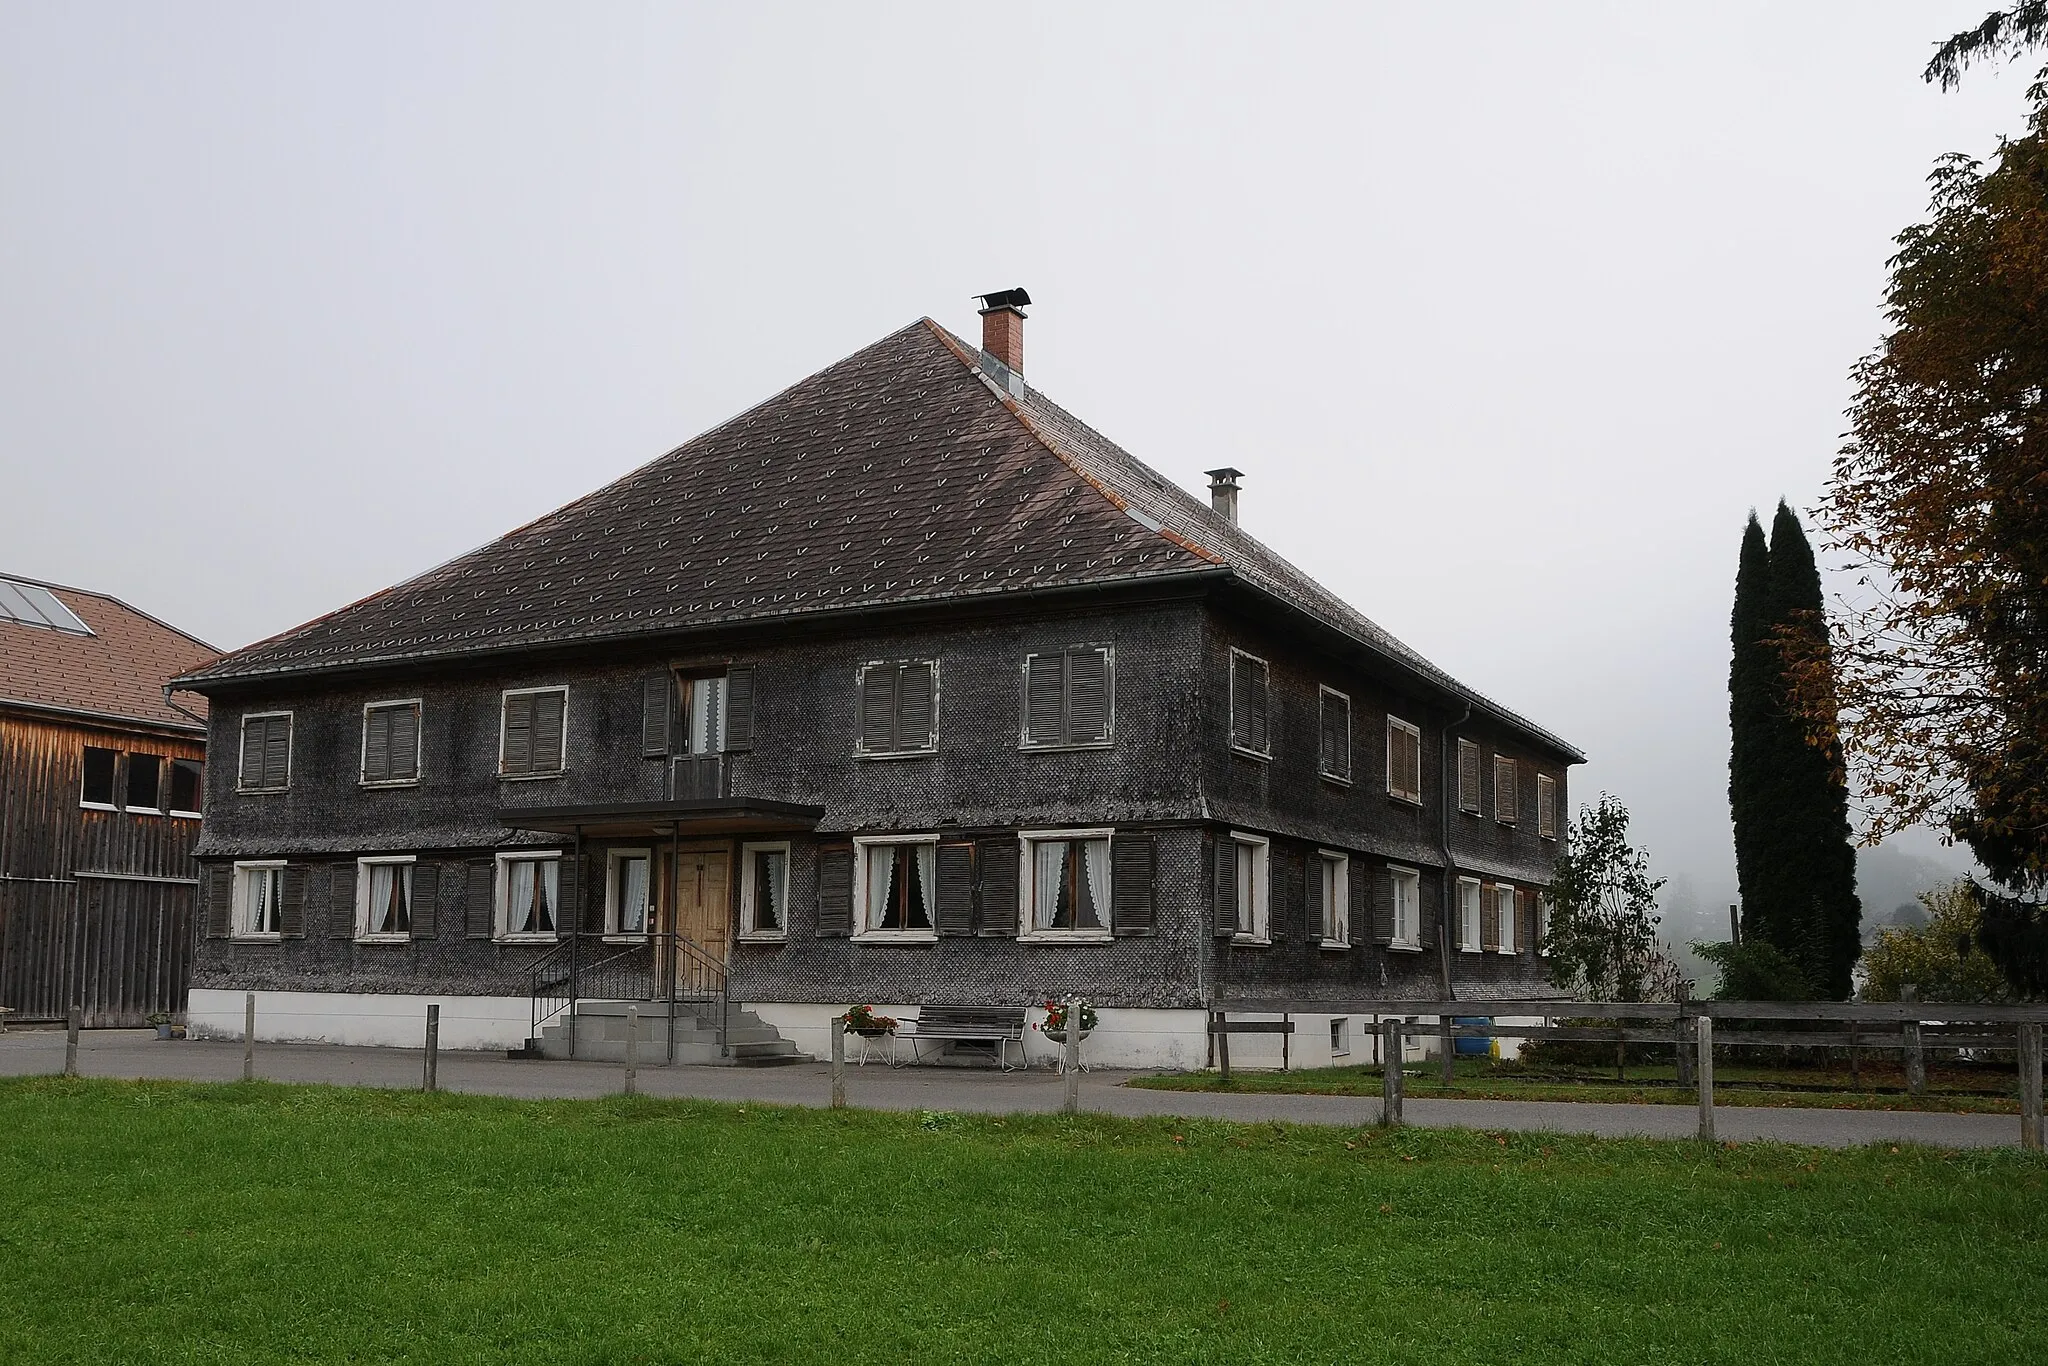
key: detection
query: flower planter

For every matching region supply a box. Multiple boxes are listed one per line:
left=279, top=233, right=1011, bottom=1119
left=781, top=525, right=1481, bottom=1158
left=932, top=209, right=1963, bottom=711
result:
left=154, top=1024, right=172, bottom=1040
left=1041, top=1027, right=1091, bottom=1045
left=851, top=1027, right=893, bottom=1039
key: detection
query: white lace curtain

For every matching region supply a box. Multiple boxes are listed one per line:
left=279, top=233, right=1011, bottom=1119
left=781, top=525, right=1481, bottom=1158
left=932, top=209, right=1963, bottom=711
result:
left=508, top=858, right=558, bottom=935
left=1032, top=838, right=1110, bottom=931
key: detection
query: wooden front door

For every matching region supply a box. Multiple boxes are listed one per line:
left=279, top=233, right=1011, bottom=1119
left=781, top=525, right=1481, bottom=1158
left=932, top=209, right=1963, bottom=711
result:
left=669, top=847, right=732, bottom=964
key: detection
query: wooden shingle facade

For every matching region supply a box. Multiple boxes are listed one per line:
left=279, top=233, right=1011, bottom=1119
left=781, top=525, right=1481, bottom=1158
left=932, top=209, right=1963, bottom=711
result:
left=174, top=308, right=1580, bottom=1067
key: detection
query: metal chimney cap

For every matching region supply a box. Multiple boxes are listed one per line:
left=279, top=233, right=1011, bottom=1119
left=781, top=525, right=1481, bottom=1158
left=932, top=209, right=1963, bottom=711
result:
left=1205, top=467, right=1244, bottom=486
left=975, top=287, right=1032, bottom=313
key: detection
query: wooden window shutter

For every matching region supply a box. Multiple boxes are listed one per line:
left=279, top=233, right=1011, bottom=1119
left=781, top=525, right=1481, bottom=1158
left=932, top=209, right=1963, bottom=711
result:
left=1370, top=867, right=1394, bottom=945
left=238, top=722, right=263, bottom=790
left=1229, top=655, right=1249, bottom=750
left=1068, top=647, right=1110, bottom=744
left=364, top=709, right=390, bottom=782
left=1518, top=889, right=1535, bottom=953
left=262, top=717, right=290, bottom=790
left=1305, top=853, right=1325, bottom=940
left=464, top=858, right=496, bottom=938
left=1247, top=658, right=1269, bottom=752
left=1458, top=740, right=1481, bottom=812
left=279, top=865, right=309, bottom=938
left=1481, top=884, right=1500, bottom=952
left=896, top=662, right=935, bottom=751
left=1530, top=893, right=1547, bottom=953
left=502, top=694, right=534, bottom=775
left=1321, top=693, right=1350, bottom=779
left=859, top=665, right=897, bottom=753
left=1111, top=835, right=1156, bottom=936
left=1024, top=653, right=1064, bottom=746
left=815, top=846, right=853, bottom=936
left=1213, top=837, right=1238, bottom=936
left=204, top=865, right=233, bottom=939
left=724, top=665, right=755, bottom=751
left=975, top=837, right=1018, bottom=936
left=1495, top=755, right=1518, bottom=822
left=533, top=691, right=566, bottom=772
left=411, top=862, right=441, bottom=940
left=557, top=855, right=590, bottom=935
left=642, top=674, right=673, bottom=757
left=392, top=705, right=419, bottom=781
left=1538, top=774, right=1557, bottom=838
left=328, top=863, right=357, bottom=939
left=935, top=842, right=975, bottom=936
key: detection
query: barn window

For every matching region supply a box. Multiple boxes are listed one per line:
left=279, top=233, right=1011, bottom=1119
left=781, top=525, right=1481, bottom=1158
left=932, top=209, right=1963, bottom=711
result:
left=499, top=687, right=567, bottom=778
left=1019, top=830, right=1113, bottom=937
left=361, top=700, right=422, bottom=785
left=496, top=853, right=560, bottom=941
left=1021, top=646, right=1113, bottom=748
left=238, top=713, right=292, bottom=792
left=1318, top=688, right=1352, bottom=783
left=855, top=661, right=937, bottom=757
left=739, top=842, right=790, bottom=939
left=854, top=836, right=937, bottom=939
left=234, top=862, right=286, bottom=939
left=356, top=857, right=416, bottom=941
left=1386, top=717, right=1422, bottom=803
left=1228, top=649, right=1270, bottom=757
left=123, top=754, right=162, bottom=812
left=80, top=747, right=118, bottom=808
left=169, top=759, right=203, bottom=817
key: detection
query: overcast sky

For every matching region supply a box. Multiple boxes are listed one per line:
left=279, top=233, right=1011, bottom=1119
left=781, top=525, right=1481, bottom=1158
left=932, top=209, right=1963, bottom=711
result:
left=0, top=3, right=2027, bottom=931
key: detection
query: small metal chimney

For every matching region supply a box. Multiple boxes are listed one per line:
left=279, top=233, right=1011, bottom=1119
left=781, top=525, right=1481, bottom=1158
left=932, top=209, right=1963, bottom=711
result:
left=975, top=287, right=1030, bottom=377
left=1206, top=467, right=1243, bottom=525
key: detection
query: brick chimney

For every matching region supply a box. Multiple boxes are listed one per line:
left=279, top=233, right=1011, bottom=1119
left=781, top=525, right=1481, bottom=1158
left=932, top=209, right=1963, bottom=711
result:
left=975, top=287, right=1031, bottom=376
left=1207, top=468, right=1243, bottom=525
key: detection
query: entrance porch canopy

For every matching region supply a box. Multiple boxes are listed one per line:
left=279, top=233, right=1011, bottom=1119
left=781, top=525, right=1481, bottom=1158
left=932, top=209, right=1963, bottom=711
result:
left=499, top=797, right=825, bottom=840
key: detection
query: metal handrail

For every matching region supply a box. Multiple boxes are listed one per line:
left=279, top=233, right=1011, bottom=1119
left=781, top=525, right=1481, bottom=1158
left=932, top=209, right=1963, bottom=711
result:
left=526, top=932, right=730, bottom=1060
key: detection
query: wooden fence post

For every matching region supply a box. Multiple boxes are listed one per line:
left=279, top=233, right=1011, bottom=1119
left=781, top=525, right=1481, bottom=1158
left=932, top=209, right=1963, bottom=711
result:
left=242, top=993, right=255, bottom=1083
left=1215, top=1012, right=1231, bottom=1084
left=1062, top=998, right=1082, bottom=1116
left=2020, top=1022, right=2043, bottom=1153
left=422, top=1004, right=440, bottom=1093
left=1675, top=1012, right=1693, bottom=1088
left=1381, top=1019, right=1404, bottom=1127
left=624, top=1004, right=639, bottom=1096
left=63, top=1006, right=79, bottom=1078
left=830, top=1018, right=846, bottom=1110
left=1440, top=1016, right=1455, bottom=1085
left=1848, top=1020, right=1860, bottom=1089
left=1696, top=1015, right=1715, bottom=1144
left=1902, top=984, right=1925, bottom=1098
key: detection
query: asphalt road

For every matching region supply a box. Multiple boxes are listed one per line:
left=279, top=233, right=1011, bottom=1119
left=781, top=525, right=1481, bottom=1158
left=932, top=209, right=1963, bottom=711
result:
left=0, top=1027, right=2026, bottom=1149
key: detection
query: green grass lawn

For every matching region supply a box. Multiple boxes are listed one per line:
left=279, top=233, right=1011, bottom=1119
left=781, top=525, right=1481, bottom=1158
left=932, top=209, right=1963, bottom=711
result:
left=2, top=1078, right=2044, bottom=1364
left=1131, top=1058, right=2025, bottom=1113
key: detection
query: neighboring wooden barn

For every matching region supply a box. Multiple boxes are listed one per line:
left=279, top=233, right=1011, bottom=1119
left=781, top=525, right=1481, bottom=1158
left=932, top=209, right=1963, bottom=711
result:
left=0, top=574, right=216, bottom=1026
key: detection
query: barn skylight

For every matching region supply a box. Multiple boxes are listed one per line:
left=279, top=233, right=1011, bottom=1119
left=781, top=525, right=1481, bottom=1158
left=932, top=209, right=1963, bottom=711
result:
left=0, top=577, right=93, bottom=635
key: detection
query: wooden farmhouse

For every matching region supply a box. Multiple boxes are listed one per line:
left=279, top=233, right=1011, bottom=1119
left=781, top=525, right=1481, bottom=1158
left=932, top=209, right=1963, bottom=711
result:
left=172, top=295, right=1581, bottom=1068
left=0, top=574, right=215, bottom=1027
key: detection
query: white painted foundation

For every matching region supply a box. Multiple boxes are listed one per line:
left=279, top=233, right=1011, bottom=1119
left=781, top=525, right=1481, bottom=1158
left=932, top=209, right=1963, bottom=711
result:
left=188, top=989, right=534, bottom=1051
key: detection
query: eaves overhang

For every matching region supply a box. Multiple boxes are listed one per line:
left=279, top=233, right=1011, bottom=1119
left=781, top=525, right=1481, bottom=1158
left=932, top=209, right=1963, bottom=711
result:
left=499, top=796, right=826, bottom=840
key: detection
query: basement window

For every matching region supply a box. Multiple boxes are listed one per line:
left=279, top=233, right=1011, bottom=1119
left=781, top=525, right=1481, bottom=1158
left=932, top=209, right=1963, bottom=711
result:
left=80, top=747, right=118, bottom=809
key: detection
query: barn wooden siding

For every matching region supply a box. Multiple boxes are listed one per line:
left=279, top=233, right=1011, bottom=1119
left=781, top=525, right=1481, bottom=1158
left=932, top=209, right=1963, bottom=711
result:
left=0, top=711, right=204, bottom=1026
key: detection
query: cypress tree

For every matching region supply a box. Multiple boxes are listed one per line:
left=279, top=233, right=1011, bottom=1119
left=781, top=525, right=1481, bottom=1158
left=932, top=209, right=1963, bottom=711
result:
left=1765, top=502, right=1861, bottom=997
left=1728, top=514, right=1784, bottom=954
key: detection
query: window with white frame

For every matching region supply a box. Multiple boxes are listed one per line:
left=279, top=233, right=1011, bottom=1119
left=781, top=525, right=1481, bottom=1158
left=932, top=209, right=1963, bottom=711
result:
left=1228, top=649, right=1270, bottom=757
left=1537, top=774, right=1559, bottom=840
left=1229, top=833, right=1270, bottom=940
left=678, top=675, right=725, bottom=755
left=356, top=857, right=416, bottom=941
left=498, top=853, right=561, bottom=940
left=125, top=753, right=163, bottom=812
left=169, top=758, right=204, bottom=817
left=855, top=836, right=938, bottom=938
left=1318, top=688, right=1351, bottom=783
left=1387, top=717, right=1422, bottom=802
left=1537, top=894, right=1552, bottom=954
left=1389, top=865, right=1421, bottom=949
left=1318, top=851, right=1349, bottom=947
left=1021, top=646, right=1113, bottom=748
left=80, top=746, right=118, bottom=809
left=856, top=660, right=938, bottom=756
left=606, top=849, right=651, bottom=939
left=1330, top=1017, right=1351, bottom=1057
left=233, top=861, right=285, bottom=939
left=238, top=712, right=292, bottom=792
left=499, top=687, right=567, bottom=778
left=361, top=700, right=421, bottom=785
left=1494, top=755, right=1519, bottom=824
left=1457, top=876, right=1483, bottom=952
left=1496, top=884, right=1517, bottom=954
left=1020, top=830, right=1113, bottom=937
left=740, top=842, right=790, bottom=938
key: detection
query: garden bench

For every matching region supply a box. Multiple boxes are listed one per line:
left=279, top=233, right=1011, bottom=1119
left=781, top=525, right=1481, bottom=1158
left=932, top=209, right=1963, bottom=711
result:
left=900, top=1005, right=1030, bottom=1072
